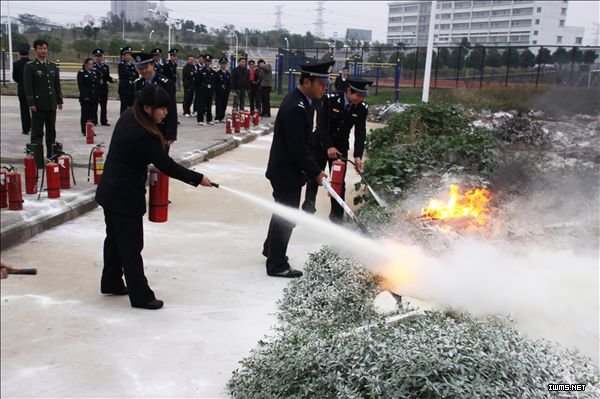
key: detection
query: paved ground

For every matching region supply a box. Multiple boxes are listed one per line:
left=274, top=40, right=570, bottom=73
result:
left=1, top=95, right=275, bottom=250
left=0, top=132, right=365, bottom=398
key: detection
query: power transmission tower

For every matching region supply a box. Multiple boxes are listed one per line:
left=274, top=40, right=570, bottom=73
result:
left=314, top=1, right=325, bottom=38
left=274, top=5, right=283, bottom=30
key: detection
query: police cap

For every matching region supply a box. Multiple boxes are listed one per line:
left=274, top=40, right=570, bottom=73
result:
left=132, top=52, right=154, bottom=67
left=92, top=48, right=104, bottom=56
left=120, top=46, right=133, bottom=56
left=204, top=54, right=213, bottom=61
left=299, top=59, right=335, bottom=83
left=168, top=48, right=179, bottom=55
left=151, top=48, right=162, bottom=56
left=347, top=78, right=373, bottom=97
left=219, top=57, right=228, bottom=64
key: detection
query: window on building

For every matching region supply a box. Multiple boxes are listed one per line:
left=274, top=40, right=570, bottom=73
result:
left=512, top=19, right=532, bottom=27
left=535, top=19, right=540, bottom=24
left=454, top=12, right=471, bottom=19
left=536, top=7, right=542, bottom=12
left=559, top=20, right=565, bottom=26
left=440, top=24, right=451, bottom=30
left=532, top=40, right=537, bottom=44
left=575, top=37, right=582, bottom=44
left=561, top=8, right=567, bottom=15
left=441, top=13, right=452, bottom=19
left=405, top=5, right=418, bottom=12
left=472, top=11, right=490, bottom=18
left=513, top=7, right=533, bottom=15
left=557, top=35, right=563, bottom=43
left=534, top=30, right=538, bottom=35
left=442, top=2, right=453, bottom=9
left=492, top=9, right=511, bottom=16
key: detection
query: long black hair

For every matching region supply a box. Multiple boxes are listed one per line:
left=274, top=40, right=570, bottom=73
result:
left=82, top=57, right=93, bottom=69
left=132, top=85, right=171, bottom=148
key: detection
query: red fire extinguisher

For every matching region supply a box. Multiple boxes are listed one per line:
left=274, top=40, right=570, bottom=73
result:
left=24, top=148, right=38, bottom=194
left=87, top=143, right=105, bottom=185
left=0, top=169, right=7, bottom=208
left=57, top=153, right=76, bottom=189
left=148, top=166, right=169, bottom=223
left=243, top=112, right=251, bottom=129
left=233, top=114, right=241, bottom=133
left=5, top=166, right=24, bottom=210
left=86, top=121, right=95, bottom=144
left=225, top=117, right=232, bottom=134
left=330, top=160, right=346, bottom=197
left=37, top=158, right=60, bottom=199
left=252, top=111, right=260, bottom=126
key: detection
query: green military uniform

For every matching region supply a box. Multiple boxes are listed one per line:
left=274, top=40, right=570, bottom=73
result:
left=23, top=58, right=63, bottom=168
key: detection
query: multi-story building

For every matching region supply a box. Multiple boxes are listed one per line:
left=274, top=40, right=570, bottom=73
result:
left=111, top=0, right=157, bottom=24
left=387, top=0, right=585, bottom=47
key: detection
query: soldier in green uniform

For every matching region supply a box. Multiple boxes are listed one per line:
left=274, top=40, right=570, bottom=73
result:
left=23, top=39, right=63, bottom=168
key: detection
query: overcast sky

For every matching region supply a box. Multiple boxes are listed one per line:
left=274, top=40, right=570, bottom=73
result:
left=1, top=0, right=599, bottom=44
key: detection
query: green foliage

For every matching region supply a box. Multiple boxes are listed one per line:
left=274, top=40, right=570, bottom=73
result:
left=519, top=49, right=536, bottom=68
left=228, top=248, right=600, bottom=399
left=357, top=103, right=497, bottom=206
left=583, top=49, right=599, bottom=64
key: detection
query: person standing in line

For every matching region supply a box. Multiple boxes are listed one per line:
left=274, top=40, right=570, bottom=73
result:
left=248, top=59, right=261, bottom=115
left=117, top=46, right=138, bottom=114
left=163, top=48, right=179, bottom=83
left=133, top=53, right=177, bottom=150
left=95, top=85, right=214, bottom=310
left=214, top=57, right=231, bottom=123
left=192, top=54, right=204, bottom=116
left=257, top=59, right=272, bottom=118
left=195, top=54, right=216, bottom=126
left=23, top=39, right=63, bottom=169
left=77, top=57, right=98, bottom=136
left=92, top=48, right=115, bottom=126
left=302, top=78, right=372, bottom=223
left=151, top=48, right=164, bottom=75
left=12, top=43, right=31, bottom=135
left=262, top=60, right=333, bottom=278
left=231, top=56, right=249, bottom=110
left=182, top=55, right=197, bottom=117
left=334, top=66, right=350, bottom=93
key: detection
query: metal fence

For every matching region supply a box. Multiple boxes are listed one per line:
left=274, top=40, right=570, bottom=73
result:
left=272, top=45, right=600, bottom=101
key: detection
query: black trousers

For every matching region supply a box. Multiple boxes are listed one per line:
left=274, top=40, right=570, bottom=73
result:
left=183, top=86, right=194, bottom=115
left=303, top=148, right=348, bottom=223
left=263, top=182, right=302, bottom=274
left=249, top=85, right=261, bottom=114
left=215, top=90, right=229, bottom=121
left=195, top=87, right=213, bottom=122
left=18, top=95, right=31, bottom=133
left=101, top=209, right=156, bottom=306
left=30, top=109, right=57, bottom=169
left=119, top=95, right=134, bottom=114
left=80, top=100, right=96, bottom=134
left=94, top=87, right=109, bottom=124
left=233, top=89, right=246, bottom=110
left=260, top=87, right=271, bottom=117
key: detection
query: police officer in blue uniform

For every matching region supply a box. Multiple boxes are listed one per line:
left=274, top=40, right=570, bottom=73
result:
left=77, top=57, right=98, bottom=135
left=163, top=48, right=178, bottom=83
left=118, top=46, right=138, bottom=114
left=151, top=48, right=163, bottom=75
left=214, top=57, right=231, bottom=122
left=302, top=78, right=371, bottom=223
left=195, top=54, right=216, bottom=126
left=92, top=48, right=115, bottom=126
left=262, top=60, right=332, bottom=278
left=133, top=53, right=177, bottom=147
left=182, top=54, right=197, bottom=117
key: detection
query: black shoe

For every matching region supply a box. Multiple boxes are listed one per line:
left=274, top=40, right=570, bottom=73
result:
left=101, top=287, right=128, bottom=295
left=267, top=268, right=303, bottom=278
left=132, top=299, right=164, bottom=309
left=82, top=132, right=86, bottom=136
left=22, top=131, right=29, bottom=135
left=101, top=123, right=111, bottom=126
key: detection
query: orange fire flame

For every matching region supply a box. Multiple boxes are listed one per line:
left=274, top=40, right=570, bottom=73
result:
left=421, top=184, right=493, bottom=227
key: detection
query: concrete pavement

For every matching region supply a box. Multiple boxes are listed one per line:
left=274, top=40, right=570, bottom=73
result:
left=1, top=95, right=276, bottom=250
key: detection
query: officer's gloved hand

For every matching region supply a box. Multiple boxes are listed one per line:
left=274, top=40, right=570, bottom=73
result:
left=315, top=172, right=328, bottom=186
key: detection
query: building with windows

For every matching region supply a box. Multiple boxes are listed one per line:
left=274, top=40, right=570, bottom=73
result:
left=346, top=28, right=373, bottom=42
left=387, top=0, right=584, bottom=46
left=110, top=0, right=160, bottom=24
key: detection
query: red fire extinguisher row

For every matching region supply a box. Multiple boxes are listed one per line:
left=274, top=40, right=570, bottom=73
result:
left=37, top=158, right=61, bottom=200
left=57, top=153, right=76, bottom=189
left=252, top=111, right=260, bottom=127
left=330, top=159, right=346, bottom=197
left=234, top=113, right=241, bottom=133
left=225, top=117, right=232, bottom=134
left=0, top=169, right=7, bottom=208
left=148, top=166, right=169, bottom=223
left=3, top=165, right=24, bottom=210
left=87, top=143, right=105, bottom=185
left=86, top=121, right=95, bottom=144
left=24, top=148, right=38, bottom=194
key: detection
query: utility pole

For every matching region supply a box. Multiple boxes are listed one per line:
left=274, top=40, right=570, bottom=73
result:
left=314, top=1, right=326, bottom=38
left=422, top=1, right=437, bottom=102
left=274, top=5, right=283, bottom=30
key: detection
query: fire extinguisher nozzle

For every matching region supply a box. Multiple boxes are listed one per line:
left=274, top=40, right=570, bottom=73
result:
left=211, top=182, right=220, bottom=188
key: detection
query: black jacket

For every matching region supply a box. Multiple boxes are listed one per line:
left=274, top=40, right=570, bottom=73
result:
left=314, top=92, right=368, bottom=158
left=194, top=65, right=215, bottom=92
left=215, top=68, right=231, bottom=94
left=93, top=62, right=114, bottom=91
left=266, top=88, right=321, bottom=187
left=77, top=68, right=98, bottom=103
left=182, top=63, right=196, bottom=88
left=96, top=109, right=203, bottom=216
left=134, top=73, right=178, bottom=141
left=231, top=66, right=249, bottom=90
left=12, top=56, right=30, bottom=97
left=163, top=59, right=178, bottom=83
left=118, top=61, right=138, bottom=99
left=334, top=74, right=349, bottom=93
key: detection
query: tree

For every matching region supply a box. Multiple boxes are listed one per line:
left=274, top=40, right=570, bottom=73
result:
left=72, top=39, right=96, bottom=59
left=552, top=47, right=569, bottom=65
left=448, top=46, right=466, bottom=69
left=459, top=37, right=471, bottom=49
left=182, top=20, right=195, bottom=31
left=519, top=48, right=536, bottom=68
left=0, top=28, right=27, bottom=51
left=17, top=13, right=50, bottom=33
left=465, top=45, right=485, bottom=69
left=485, top=48, right=502, bottom=68
left=583, top=49, right=599, bottom=64
left=536, top=47, right=553, bottom=64
left=36, top=34, right=63, bottom=54
left=567, top=47, right=583, bottom=63
left=437, top=47, right=450, bottom=67
left=501, top=47, right=520, bottom=68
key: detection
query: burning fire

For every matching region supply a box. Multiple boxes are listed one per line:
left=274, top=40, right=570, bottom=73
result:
left=421, top=184, right=493, bottom=227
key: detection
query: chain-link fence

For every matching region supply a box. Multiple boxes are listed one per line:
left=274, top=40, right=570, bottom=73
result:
left=272, top=45, right=600, bottom=101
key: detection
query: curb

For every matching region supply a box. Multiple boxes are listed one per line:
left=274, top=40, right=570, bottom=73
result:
left=0, top=125, right=274, bottom=251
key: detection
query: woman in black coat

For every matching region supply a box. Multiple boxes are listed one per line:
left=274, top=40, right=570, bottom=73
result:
left=96, top=86, right=213, bottom=309
left=77, top=58, right=98, bottom=135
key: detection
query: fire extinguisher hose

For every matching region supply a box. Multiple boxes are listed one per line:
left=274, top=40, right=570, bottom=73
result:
left=340, top=157, right=388, bottom=208
left=322, top=178, right=370, bottom=236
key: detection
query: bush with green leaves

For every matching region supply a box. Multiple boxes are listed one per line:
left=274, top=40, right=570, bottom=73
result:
left=356, top=103, right=498, bottom=207
left=228, top=248, right=599, bottom=399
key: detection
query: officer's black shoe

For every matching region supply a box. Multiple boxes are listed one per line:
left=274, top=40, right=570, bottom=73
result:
left=22, top=131, right=29, bottom=135
left=101, top=123, right=111, bottom=126
left=132, top=299, right=164, bottom=310
left=101, top=287, right=128, bottom=295
left=267, top=268, right=303, bottom=278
